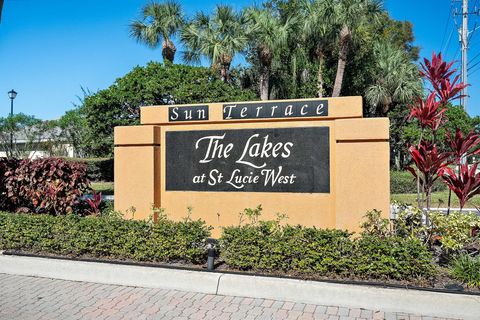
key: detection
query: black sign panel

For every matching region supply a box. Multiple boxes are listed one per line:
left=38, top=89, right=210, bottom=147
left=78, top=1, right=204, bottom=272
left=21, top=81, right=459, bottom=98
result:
left=223, top=100, right=328, bottom=120
left=169, top=105, right=209, bottom=122
left=166, top=127, right=330, bottom=193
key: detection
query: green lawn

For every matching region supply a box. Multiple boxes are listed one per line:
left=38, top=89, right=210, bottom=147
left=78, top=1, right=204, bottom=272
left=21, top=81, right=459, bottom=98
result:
left=391, top=190, right=480, bottom=208
left=91, top=181, right=479, bottom=209
left=91, top=182, right=114, bottom=195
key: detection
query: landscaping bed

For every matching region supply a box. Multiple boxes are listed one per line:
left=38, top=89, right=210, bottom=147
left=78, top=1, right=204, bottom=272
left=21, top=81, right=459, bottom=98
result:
left=1, top=209, right=479, bottom=294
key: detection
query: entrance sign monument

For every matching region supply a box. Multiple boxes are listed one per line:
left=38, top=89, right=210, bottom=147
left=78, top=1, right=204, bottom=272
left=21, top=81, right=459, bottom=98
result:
left=114, top=97, right=389, bottom=236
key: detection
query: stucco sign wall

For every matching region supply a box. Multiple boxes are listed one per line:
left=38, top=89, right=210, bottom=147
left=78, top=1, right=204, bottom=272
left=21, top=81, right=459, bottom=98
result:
left=114, top=97, right=390, bottom=237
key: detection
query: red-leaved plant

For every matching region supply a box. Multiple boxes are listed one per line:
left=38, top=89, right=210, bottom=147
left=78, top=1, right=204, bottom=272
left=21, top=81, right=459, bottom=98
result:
left=86, top=192, right=102, bottom=216
left=445, top=128, right=480, bottom=162
left=407, top=52, right=469, bottom=210
left=407, top=92, right=446, bottom=132
left=4, top=158, right=90, bottom=215
left=441, top=163, right=480, bottom=210
left=407, top=141, right=451, bottom=208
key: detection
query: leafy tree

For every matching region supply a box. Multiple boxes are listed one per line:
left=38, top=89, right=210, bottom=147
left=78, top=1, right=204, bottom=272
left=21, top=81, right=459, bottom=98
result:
left=181, top=5, right=247, bottom=82
left=365, top=41, right=422, bottom=116
left=0, top=114, right=44, bottom=158
left=130, top=1, right=184, bottom=64
left=300, top=0, right=335, bottom=98
left=80, top=62, right=257, bottom=157
left=332, top=0, right=383, bottom=97
left=58, top=108, right=88, bottom=157
left=244, top=7, right=293, bottom=100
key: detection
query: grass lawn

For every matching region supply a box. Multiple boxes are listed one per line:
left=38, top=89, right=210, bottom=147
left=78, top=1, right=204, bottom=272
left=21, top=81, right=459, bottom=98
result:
left=91, top=182, right=114, bottom=195
left=91, top=181, right=480, bottom=209
left=391, top=190, right=480, bottom=209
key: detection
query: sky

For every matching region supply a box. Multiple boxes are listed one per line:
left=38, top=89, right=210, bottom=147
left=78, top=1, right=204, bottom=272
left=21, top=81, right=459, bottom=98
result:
left=0, top=0, right=479, bottom=119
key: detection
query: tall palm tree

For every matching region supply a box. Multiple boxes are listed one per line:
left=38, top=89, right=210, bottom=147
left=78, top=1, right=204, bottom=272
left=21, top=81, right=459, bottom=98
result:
left=365, top=42, right=422, bottom=115
left=332, top=0, right=382, bottom=97
left=244, top=8, right=293, bottom=100
left=130, top=1, right=184, bottom=64
left=181, top=5, right=247, bottom=83
left=301, top=0, right=335, bottom=98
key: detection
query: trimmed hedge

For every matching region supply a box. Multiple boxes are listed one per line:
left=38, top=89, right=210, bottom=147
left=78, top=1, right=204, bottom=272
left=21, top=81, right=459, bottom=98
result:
left=67, top=158, right=113, bottom=182
left=0, top=212, right=211, bottom=264
left=391, top=170, right=446, bottom=194
left=220, top=222, right=436, bottom=281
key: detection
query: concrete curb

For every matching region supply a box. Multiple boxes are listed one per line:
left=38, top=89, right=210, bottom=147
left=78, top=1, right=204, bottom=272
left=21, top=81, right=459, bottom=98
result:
left=0, top=254, right=479, bottom=319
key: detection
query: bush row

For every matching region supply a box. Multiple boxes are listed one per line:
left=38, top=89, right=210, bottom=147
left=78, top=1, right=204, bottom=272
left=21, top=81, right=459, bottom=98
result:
left=0, top=211, right=436, bottom=281
left=391, top=170, right=446, bottom=194
left=67, top=158, right=114, bottom=182
left=220, top=222, right=436, bottom=281
left=0, top=212, right=211, bottom=264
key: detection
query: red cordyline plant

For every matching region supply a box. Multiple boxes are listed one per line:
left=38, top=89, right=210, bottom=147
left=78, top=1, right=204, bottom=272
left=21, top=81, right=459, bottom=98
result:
left=420, top=52, right=468, bottom=104
left=86, top=191, right=102, bottom=216
left=407, top=52, right=469, bottom=210
left=407, top=141, right=451, bottom=209
left=441, top=163, right=480, bottom=210
left=446, top=128, right=480, bottom=162
left=407, top=92, right=446, bottom=132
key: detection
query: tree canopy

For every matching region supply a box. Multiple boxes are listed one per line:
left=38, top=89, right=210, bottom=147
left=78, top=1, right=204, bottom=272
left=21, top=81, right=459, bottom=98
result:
left=80, top=63, right=257, bottom=157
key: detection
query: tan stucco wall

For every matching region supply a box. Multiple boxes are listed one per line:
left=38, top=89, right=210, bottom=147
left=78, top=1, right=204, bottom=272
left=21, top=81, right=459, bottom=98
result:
left=114, top=97, right=389, bottom=237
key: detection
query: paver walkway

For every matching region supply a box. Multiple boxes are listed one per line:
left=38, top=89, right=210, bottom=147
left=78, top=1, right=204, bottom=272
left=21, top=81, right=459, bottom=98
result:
left=0, top=274, right=457, bottom=320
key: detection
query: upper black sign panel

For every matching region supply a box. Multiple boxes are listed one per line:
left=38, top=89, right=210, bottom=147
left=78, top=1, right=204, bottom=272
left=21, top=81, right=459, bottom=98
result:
left=223, top=100, right=328, bottom=120
left=169, top=105, right=209, bottom=122
left=166, top=127, right=330, bottom=193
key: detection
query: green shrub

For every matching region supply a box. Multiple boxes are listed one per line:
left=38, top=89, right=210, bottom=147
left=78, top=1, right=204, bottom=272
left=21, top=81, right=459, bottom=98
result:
left=391, top=170, right=446, bottom=194
left=354, top=235, right=436, bottom=280
left=220, top=220, right=435, bottom=281
left=451, top=254, right=480, bottom=287
left=67, top=158, right=114, bottom=182
left=429, top=211, right=480, bottom=253
left=0, top=212, right=211, bottom=264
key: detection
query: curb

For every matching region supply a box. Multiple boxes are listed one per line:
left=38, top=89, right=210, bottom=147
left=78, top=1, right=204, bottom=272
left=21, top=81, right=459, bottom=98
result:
left=0, top=254, right=478, bottom=319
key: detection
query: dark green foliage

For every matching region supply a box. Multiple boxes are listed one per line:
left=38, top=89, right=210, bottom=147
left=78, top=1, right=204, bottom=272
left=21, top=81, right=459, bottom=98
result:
left=67, top=158, right=114, bottom=182
left=451, top=254, right=480, bottom=287
left=2, top=158, right=90, bottom=214
left=354, top=235, right=436, bottom=280
left=81, top=63, right=257, bottom=157
left=220, top=222, right=435, bottom=281
left=0, top=212, right=211, bottom=264
left=391, top=170, right=446, bottom=194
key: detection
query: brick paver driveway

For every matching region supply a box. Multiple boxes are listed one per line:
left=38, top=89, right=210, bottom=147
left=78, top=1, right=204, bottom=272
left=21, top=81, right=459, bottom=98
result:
left=0, top=274, right=456, bottom=320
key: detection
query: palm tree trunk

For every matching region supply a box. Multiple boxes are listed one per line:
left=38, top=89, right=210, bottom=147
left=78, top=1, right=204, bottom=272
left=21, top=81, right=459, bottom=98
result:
left=259, top=66, right=270, bottom=101
left=220, top=63, right=231, bottom=83
left=317, top=49, right=324, bottom=98
left=332, top=25, right=351, bottom=97
left=162, top=39, right=176, bottom=64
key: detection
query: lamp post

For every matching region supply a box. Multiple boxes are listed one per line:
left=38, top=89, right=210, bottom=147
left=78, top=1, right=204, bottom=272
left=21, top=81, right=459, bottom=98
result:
left=7, top=89, right=17, bottom=155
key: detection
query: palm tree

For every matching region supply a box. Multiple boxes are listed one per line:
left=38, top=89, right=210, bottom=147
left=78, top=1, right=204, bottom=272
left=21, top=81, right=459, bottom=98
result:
left=365, top=42, right=422, bottom=116
left=301, top=0, right=335, bottom=98
left=244, top=8, right=293, bottom=100
left=332, top=0, right=382, bottom=97
left=181, top=5, right=247, bottom=83
left=130, top=1, right=184, bottom=64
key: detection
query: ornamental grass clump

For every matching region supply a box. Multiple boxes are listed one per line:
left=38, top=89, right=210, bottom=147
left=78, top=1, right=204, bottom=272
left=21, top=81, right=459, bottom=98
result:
left=451, top=254, right=480, bottom=287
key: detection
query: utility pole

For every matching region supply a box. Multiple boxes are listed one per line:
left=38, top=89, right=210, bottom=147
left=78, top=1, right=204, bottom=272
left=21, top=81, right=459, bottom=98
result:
left=461, top=0, right=469, bottom=112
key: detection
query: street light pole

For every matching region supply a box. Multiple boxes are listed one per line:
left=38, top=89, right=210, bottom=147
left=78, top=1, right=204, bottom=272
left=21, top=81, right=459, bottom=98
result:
left=7, top=89, right=17, bottom=157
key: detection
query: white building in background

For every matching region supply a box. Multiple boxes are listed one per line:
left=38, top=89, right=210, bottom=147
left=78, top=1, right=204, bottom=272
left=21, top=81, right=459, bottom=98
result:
left=0, top=126, right=75, bottom=159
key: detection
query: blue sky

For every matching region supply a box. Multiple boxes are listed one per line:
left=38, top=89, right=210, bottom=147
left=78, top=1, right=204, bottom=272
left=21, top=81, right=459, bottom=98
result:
left=0, top=0, right=478, bottom=119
